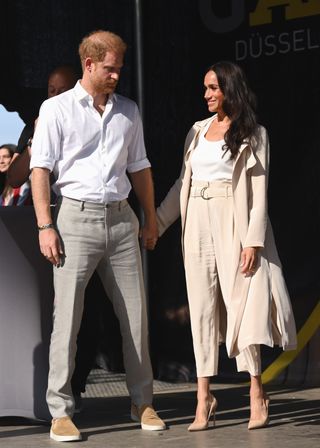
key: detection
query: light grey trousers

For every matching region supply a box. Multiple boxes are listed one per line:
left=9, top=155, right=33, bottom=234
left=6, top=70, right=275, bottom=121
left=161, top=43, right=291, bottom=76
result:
left=47, top=197, right=153, bottom=418
left=184, top=180, right=261, bottom=378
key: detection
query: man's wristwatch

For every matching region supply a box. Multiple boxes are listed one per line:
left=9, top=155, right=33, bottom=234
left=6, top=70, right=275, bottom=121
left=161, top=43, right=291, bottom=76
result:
left=38, top=223, right=54, bottom=231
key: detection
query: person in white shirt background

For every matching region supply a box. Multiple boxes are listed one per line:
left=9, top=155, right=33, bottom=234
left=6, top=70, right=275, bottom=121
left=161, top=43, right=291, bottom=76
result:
left=30, top=29, right=166, bottom=442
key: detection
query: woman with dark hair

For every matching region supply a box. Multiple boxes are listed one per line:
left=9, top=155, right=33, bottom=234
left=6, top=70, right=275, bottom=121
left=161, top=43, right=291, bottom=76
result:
left=157, top=61, right=296, bottom=431
left=0, top=144, right=16, bottom=195
left=0, top=143, right=31, bottom=206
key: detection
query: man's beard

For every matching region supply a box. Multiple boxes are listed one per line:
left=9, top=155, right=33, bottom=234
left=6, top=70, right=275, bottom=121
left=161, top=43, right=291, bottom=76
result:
left=94, top=79, right=118, bottom=94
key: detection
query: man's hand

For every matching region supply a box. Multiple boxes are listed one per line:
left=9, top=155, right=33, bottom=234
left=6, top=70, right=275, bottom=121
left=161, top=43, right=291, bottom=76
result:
left=39, top=228, right=63, bottom=266
left=31, top=167, right=62, bottom=264
left=139, top=216, right=159, bottom=250
left=129, top=168, right=159, bottom=250
left=240, top=247, right=259, bottom=276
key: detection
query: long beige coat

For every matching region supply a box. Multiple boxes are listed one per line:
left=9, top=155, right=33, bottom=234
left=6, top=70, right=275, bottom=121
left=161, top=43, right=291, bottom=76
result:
left=157, top=116, right=297, bottom=358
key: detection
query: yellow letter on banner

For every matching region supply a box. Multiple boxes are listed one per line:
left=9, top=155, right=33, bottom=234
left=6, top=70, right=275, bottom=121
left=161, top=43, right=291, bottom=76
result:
left=250, top=0, right=320, bottom=26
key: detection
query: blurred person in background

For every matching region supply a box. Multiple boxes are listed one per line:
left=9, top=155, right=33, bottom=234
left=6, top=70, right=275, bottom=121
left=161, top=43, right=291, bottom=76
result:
left=8, top=66, right=78, bottom=190
left=0, top=143, right=31, bottom=205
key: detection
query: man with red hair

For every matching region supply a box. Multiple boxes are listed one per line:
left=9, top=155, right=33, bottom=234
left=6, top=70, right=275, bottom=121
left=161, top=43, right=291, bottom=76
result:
left=31, top=30, right=165, bottom=442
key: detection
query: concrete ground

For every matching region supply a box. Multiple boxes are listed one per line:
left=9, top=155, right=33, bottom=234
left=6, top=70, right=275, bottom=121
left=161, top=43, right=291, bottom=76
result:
left=0, top=370, right=319, bottom=448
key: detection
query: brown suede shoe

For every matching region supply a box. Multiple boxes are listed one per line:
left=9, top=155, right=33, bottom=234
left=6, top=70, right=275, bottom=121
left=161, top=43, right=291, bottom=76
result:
left=131, top=404, right=166, bottom=431
left=50, top=416, right=82, bottom=442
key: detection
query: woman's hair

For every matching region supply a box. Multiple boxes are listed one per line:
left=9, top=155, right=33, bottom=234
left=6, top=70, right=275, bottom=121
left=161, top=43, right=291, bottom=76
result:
left=0, top=144, right=17, bottom=201
left=0, top=143, right=16, bottom=157
left=207, top=61, right=257, bottom=159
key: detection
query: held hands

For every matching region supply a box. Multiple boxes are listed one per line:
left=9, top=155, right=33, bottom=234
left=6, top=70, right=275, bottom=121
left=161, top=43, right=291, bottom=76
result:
left=139, top=216, right=159, bottom=250
left=39, top=228, right=63, bottom=266
left=240, top=247, right=259, bottom=276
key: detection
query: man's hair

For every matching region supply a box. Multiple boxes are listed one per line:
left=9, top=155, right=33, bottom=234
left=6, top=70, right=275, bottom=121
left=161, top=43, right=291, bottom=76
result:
left=78, top=30, right=127, bottom=68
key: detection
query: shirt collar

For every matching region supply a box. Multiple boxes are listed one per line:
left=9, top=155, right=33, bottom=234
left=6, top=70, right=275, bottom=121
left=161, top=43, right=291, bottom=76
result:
left=74, top=80, right=117, bottom=104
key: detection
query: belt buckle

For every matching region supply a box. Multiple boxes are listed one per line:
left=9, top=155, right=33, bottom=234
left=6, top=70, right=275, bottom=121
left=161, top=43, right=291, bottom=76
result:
left=200, top=186, right=210, bottom=200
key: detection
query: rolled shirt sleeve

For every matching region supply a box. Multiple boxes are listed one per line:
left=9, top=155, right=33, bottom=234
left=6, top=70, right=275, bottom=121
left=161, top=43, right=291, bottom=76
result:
left=126, top=104, right=151, bottom=173
left=30, top=99, right=62, bottom=172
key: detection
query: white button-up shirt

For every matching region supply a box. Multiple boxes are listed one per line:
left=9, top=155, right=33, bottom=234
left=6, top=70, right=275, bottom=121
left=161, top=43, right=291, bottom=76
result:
left=30, top=81, right=151, bottom=203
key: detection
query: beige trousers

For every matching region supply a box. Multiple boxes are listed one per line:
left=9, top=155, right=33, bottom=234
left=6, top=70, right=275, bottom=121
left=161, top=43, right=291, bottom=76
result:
left=184, top=180, right=261, bottom=378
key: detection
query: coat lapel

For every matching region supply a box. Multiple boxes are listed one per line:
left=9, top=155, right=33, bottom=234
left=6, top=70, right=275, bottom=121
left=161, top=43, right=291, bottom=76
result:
left=234, top=141, right=257, bottom=172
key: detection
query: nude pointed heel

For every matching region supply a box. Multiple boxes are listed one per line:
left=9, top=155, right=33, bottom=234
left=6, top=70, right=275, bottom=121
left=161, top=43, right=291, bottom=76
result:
left=188, top=395, right=218, bottom=432
left=248, top=395, right=270, bottom=430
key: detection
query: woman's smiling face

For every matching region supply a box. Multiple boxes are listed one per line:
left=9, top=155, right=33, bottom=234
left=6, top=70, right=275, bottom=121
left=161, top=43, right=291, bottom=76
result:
left=204, top=70, right=225, bottom=115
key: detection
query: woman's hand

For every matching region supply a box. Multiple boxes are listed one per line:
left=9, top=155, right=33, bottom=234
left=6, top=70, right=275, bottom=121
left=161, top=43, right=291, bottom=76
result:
left=240, top=247, right=259, bottom=276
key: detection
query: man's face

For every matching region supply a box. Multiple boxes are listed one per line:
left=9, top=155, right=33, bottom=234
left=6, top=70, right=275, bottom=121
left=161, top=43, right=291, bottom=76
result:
left=89, top=51, right=123, bottom=94
left=0, top=148, right=12, bottom=173
left=47, top=72, right=76, bottom=98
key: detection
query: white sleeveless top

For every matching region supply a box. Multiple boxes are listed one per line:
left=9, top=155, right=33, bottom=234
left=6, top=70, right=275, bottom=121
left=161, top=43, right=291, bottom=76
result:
left=191, top=131, right=233, bottom=181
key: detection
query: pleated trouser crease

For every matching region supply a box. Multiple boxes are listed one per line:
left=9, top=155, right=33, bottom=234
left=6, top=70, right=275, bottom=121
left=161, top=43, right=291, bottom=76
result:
left=47, top=197, right=153, bottom=418
left=184, top=180, right=261, bottom=378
